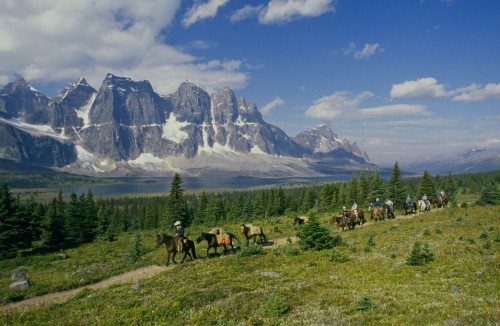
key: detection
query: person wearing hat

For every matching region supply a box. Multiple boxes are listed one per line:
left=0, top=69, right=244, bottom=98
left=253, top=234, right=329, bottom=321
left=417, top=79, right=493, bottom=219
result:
left=341, top=206, right=348, bottom=224
left=173, top=221, right=185, bottom=252
left=385, top=198, right=394, bottom=219
left=351, top=201, right=358, bottom=218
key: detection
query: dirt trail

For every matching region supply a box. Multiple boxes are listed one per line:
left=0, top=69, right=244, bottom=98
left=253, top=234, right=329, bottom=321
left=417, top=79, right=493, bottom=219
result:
left=0, top=265, right=165, bottom=313
left=0, top=208, right=434, bottom=314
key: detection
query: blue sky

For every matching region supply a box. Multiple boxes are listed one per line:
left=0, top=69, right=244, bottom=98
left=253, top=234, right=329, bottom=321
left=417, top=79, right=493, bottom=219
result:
left=1, top=0, right=499, bottom=165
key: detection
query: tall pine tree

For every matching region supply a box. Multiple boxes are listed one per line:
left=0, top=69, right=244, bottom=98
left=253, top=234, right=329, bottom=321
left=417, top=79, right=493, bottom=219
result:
left=0, top=183, right=21, bottom=259
left=388, top=162, right=407, bottom=209
left=418, top=171, right=435, bottom=199
left=166, top=173, right=188, bottom=227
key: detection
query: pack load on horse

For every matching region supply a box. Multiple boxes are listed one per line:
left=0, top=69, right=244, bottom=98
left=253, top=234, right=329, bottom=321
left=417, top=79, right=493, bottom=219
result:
left=293, top=215, right=309, bottom=226
left=418, top=199, right=430, bottom=212
left=369, top=201, right=385, bottom=222
left=240, top=224, right=266, bottom=246
left=196, top=228, right=239, bottom=256
left=155, top=234, right=196, bottom=267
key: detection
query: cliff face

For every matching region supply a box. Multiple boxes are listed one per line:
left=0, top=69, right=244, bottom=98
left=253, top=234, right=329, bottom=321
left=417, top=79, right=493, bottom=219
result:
left=0, top=74, right=370, bottom=176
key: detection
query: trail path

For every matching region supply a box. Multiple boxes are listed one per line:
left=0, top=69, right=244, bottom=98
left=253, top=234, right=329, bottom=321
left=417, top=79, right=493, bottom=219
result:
left=0, top=207, right=435, bottom=314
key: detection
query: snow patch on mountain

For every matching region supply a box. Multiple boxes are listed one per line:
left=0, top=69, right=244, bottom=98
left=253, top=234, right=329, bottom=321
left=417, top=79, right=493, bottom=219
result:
left=0, top=117, right=68, bottom=141
left=162, top=114, right=189, bottom=143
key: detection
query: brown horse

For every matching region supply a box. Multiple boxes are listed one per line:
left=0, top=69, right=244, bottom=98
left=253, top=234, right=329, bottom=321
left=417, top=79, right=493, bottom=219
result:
left=240, top=224, right=266, bottom=246
left=348, top=209, right=366, bottom=226
left=196, top=231, right=239, bottom=256
left=368, top=204, right=385, bottom=222
left=155, top=234, right=196, bottom=267
left=433, top=195, right=449, bottom=208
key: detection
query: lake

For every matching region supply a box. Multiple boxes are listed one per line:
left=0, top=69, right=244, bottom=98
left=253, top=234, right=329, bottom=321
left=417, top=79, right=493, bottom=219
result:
left=60, top=174, right=373, bottom=197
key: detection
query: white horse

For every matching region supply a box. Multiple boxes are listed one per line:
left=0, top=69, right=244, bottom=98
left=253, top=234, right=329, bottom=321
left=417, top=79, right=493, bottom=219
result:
left=418, top=199, right=430, bottom=212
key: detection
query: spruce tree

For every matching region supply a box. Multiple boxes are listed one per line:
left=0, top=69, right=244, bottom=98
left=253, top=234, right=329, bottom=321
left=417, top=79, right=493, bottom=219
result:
left=166, top=173, right=188, bottom=227
left=64, top=192, right=83, bottom=245
left=388, top=162, right=407, bottom=209
left=296, top=215, right=335, bottom=251
left=41, top=199, right=66, bottom=247
left=368, top=171, right=386, bottom=203
left=478, top=181, right=500, bottom=205
left=418, top=171, right=435, bottom=199
left=0, top=183, right=20, bottom=259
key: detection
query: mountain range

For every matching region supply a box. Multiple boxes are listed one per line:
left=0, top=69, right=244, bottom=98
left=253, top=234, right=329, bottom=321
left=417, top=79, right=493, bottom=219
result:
left=0, top=74, right=371, bottom=177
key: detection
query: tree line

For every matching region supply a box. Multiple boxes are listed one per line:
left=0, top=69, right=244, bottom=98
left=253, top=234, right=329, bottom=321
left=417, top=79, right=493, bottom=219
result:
left=1, top=166, right=499, bottom=260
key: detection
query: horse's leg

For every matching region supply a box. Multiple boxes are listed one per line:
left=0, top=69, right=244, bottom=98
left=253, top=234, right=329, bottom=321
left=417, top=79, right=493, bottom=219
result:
left=166, top=252, right=171, bottom=267
left=172, top=251, right=178, bottom=264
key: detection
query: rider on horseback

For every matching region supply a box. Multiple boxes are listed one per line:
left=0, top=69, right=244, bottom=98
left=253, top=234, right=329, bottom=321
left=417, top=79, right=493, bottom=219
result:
left=437, top=190, right=446, bottom=204
left=174, top=220, right=185, bottom=252
left=373, top=198, right=381, bottom=213
left=342, top=206, right=349, bottom=224
left=406, top=195, right=413, bottom=206
left=351, top=201, right=358, bottom=218
left=385, top=198, right=394, bottom=216
left=422, top=194, right=429, bottom=206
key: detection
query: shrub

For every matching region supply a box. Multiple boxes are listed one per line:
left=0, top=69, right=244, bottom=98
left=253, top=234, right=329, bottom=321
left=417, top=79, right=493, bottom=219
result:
left=240, top=244, right=265, bottom=257
left=296, top=216, right=335, bottom=251
left=265, top=295, right=290, bottom=317
left=364, top=234, right=375, bottom=253
left=329, top=247, right=350, bottom=263
left=123, top=233, right=147, bottom=263
left=355, top=295, right=378, bottom=312
left=406, top=241, right=435, bottom=266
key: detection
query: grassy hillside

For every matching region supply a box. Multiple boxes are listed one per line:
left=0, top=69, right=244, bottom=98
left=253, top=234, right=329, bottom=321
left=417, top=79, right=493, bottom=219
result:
left=1, top=205, right=499, bottom=325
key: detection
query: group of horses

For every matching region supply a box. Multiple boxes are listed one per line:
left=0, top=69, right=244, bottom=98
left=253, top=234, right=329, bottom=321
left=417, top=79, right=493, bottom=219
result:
left=403, top=196, right=449, bottom=215
left=155, top=223, right=267, bottom=267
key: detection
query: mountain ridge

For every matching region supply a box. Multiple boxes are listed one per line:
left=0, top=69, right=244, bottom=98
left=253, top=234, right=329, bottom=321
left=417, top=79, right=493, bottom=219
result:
left=0, top=74, right=371, bottom=177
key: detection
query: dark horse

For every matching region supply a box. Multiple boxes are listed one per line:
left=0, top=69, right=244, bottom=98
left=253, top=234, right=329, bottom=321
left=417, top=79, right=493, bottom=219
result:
left=293, top=216, right=305, bottom=225
left=155, top=234, right=196, bottom=267
left=404, top=201, right=417, bottom=215
left=196, top=232, right=239, bottom=256
left=433, top=195, right=449, bottom=208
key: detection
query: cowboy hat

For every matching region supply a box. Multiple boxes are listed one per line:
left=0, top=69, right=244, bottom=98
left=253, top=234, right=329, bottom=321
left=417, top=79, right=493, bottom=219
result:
left=174, top=221, right=181, bottom=226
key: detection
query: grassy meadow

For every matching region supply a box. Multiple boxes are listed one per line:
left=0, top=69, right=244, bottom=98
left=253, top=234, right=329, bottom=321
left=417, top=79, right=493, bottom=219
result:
left=1, top=205, right=499, bottom=325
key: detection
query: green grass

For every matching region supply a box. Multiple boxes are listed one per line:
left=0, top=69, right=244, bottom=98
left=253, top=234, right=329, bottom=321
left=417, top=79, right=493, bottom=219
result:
left=1, top=205, right=499, bottom=325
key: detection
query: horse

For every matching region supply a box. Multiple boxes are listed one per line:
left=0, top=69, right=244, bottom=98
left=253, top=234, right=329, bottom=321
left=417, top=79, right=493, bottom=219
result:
left=418, top=199, right=431, bottom=212
left=347, top=209, right=366, bottom=226
left=433, top=195, right=449, bottom=208
left=332, top=216, right=348, bottom=231
left=155, top=234, right=196, bottom=267
left=293, top=216, right=309, bottom=226
left=404, top=201, right=417, bottom=215
left=368, top=204, right=385, bottom=222
left=240, top=224, right=266, bottom=246
left=386, top=205, right=396, bottom=219
left=196, top=231, right=239, bottom=256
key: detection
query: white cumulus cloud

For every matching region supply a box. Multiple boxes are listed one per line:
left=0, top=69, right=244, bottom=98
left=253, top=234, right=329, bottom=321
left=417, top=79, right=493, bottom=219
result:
left=260, top=97, right=285, bottom=115
left=354, top=43, right=384, bottom=59
left=390, top=77, right=449, bottom=99
left=452, top=83, right=500, bottom=102
left=0, top=0, right=247, bottom=96
left=305, top=91, right=374, bottom=120
left=259, top=0, right=335, bottom=24
left=182, top=0, right=230, bottom=27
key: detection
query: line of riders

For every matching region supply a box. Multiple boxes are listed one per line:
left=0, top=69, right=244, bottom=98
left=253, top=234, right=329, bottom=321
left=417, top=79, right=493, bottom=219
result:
left=341, top=190, right=447, bottom=224
left=169, top=190, right=449, bottom=256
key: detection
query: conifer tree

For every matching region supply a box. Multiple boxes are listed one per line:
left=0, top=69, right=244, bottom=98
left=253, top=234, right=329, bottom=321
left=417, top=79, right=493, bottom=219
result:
left=296, top=215, right=335, bottom=251
left=418, top=171, right=435, bottom=198
left=388, top=162, right=407, bottom=209
left=368, top=171, right=386, bottom=203
left=478, top=181, right=500, bottom=205
left=0, top=183, right=20, bottom=259
left=41, top=198, right=66, bottom=247
left=166, top=173, right=188, bottom=227
left=64, top=192, right=83, bottom=245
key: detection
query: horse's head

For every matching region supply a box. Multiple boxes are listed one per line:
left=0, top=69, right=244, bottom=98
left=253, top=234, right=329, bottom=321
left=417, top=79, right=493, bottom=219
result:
left=240, top=224, right=247, bottom=234
left=154, top=234, right=164, bottom=248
